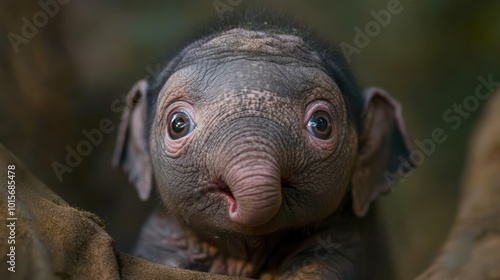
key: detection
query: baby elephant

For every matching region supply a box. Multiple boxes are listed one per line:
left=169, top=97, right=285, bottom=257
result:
left=113, top=11, right=413, bottom=280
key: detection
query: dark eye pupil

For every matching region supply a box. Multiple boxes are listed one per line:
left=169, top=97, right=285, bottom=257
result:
left=307, top=110, right=333, bottom=140
left=168, top=112, right=194, bottom=140
left=172, top=117, right=186, bottom=133
left=314, top=117, right=328, bottom=132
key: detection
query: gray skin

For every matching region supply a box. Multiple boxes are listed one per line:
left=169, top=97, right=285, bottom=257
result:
left=114, top=29, right=412, bottom=279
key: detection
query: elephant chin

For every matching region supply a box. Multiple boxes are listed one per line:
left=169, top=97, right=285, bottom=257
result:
left=223, top=166, right=283, bottom=228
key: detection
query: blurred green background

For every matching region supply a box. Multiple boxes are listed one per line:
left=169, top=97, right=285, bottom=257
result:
left=1, top=0, right=499, bottom=278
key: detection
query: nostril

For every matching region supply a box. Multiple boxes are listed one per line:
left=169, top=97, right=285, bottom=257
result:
left=215, top=179, right=237, bottom=213
left=281, top=179, right=294, bottom=189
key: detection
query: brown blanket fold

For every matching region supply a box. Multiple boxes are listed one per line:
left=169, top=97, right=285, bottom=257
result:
left=0, top=144, right=243, bottom=280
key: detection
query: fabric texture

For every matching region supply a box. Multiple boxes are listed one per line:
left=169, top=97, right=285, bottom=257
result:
left=0, top=143, right=243, bottom=280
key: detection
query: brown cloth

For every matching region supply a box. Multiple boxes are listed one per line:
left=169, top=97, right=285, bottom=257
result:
left=417, top=90, right=500, bottom=279
left=0, top=144, right=243, bottom=280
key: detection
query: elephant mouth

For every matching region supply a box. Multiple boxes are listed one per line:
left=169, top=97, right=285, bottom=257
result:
left=215, top=181, right=237, bottom=213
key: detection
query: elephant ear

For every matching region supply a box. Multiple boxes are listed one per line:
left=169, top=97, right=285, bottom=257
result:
left=112, top=79, right=153, bottom=201
left=351, top=87, right=414, bottom=217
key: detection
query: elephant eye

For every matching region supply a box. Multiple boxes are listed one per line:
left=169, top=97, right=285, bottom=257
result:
left=168, top=111, right=195, bottom=140
left=307, top=110, right=333, bottom=140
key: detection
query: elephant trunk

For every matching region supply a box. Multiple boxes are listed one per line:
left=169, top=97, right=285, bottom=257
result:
left=222, top=153, right=282, bottom=228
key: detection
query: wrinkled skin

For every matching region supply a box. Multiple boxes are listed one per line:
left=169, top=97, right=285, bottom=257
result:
left=114, top=28, right=412, bottom=279
left=151, top=33, right=357, bottom=235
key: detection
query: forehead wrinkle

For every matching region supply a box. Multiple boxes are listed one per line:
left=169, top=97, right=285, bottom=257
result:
left=207, top=88, right=293, bottom=106
left=156, top=35, right=344, bottom=111
left=158, top=60, right=344, bottom=115
left=156, top=69, right=193, bottom=109
left=174, top=28, right=325, bottom=72
left=204, top=62, right=335, bottom=100
left=198, top=88, right=302, bottom=129
left=155, top=28, right=348, bottom=105
left=211, top=62, right=341, bottom=100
